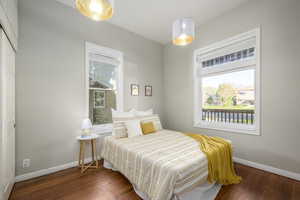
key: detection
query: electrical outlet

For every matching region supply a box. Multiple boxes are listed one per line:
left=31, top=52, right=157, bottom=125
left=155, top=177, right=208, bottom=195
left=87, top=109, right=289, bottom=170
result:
left=23, top=159, right=30, bottom=168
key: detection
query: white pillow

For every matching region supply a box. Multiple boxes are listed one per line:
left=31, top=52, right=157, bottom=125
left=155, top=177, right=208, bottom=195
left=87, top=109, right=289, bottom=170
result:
left=133, top=108, right=153, bottom=117
left=111, top=108, right=135, bottom=118
left=125, top=120, right=143, bottom=138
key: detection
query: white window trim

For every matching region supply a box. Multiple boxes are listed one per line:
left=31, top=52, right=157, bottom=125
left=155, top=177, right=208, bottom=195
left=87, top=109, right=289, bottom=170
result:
left=85, top=42, right=124, bottom=134
left=193, top=28, right=261, bottom=135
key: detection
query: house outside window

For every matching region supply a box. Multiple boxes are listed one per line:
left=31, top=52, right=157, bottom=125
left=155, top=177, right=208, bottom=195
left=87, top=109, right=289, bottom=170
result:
left=193, top=29, right=260, bottom=135
left=86, top=42, right=123, bottom=134
left=94, top=90, right=105, bottom=109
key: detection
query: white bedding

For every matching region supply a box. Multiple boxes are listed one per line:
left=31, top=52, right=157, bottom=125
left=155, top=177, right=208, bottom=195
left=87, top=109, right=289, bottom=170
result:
left=101, top=129, right=215, bottom=200
left=103, top=160, right=221, bottom=200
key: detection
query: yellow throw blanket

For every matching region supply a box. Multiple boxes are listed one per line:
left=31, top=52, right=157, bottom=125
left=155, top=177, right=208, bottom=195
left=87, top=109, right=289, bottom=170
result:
left=185, top=133, right=241, bottom=185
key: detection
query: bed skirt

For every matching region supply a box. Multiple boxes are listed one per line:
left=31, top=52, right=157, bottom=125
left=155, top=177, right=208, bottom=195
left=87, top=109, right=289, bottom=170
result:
left=103, top=160, right=221, bottom=200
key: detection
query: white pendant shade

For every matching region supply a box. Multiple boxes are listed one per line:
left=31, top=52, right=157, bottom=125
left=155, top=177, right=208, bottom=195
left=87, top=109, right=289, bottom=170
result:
left=173, top=18, right=195, bottom=46
left=76, top=0, right=114, bottom=21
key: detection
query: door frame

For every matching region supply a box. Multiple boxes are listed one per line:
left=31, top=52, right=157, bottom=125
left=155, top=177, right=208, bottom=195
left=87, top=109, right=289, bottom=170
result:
left=0, top=28, right=15, bottom=200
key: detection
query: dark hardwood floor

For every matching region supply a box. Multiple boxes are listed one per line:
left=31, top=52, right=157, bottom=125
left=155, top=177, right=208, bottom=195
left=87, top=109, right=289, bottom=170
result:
left=10, top=162, right=300, bottom=200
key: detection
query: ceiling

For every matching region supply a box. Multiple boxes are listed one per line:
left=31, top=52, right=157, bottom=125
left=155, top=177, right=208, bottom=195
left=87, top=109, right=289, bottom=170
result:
left=56, top=0, right=249, bottom=44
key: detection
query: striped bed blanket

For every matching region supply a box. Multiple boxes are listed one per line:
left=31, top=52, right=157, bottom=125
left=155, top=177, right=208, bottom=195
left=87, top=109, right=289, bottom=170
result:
left=101, top=129, right=209, bottom=200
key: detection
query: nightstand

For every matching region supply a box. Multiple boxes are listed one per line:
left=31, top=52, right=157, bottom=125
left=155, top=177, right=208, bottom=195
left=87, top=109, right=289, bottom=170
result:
left=77, top=134, right=99, bottom=173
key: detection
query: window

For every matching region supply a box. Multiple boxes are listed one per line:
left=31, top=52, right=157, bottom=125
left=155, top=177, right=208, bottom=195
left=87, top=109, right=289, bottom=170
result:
left=86, top=42, right=123, bottom=133
left=193, top=29, right=260, bottom=135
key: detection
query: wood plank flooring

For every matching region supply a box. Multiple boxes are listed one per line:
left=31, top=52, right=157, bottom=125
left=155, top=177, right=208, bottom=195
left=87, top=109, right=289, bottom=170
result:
left=9, top=162, right=300, bottom=200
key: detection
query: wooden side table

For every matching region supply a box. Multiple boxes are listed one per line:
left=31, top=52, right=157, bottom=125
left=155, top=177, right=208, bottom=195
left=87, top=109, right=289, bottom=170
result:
left=77, top=134, right=99, bottom=173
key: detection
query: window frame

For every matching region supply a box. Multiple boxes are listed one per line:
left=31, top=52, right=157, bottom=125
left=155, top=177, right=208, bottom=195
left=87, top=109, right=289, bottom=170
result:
left=85, top=42, right=124, bottom=134
left=193, top=28, right=261, bottom=135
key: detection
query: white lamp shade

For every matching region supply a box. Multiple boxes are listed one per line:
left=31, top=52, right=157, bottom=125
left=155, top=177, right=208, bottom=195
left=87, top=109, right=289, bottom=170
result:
left=173, top=18, right=195, bottom=46
left=81, top=118, right=93, bottom=130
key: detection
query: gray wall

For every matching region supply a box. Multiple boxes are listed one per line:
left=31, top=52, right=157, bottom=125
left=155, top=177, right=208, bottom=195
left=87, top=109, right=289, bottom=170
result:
left=163, top=0, right=300, bottom=173
left=17, top=0, right=300, bottom=176
left=16, top=0, right=164, bottom=175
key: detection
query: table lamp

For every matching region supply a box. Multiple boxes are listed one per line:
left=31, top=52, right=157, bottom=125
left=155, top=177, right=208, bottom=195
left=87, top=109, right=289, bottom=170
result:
left=81, top=118, right=92, bottom=137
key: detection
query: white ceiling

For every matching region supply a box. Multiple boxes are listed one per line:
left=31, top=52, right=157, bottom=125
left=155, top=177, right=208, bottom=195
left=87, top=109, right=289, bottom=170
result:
left=56, top=0, right=249, bottom=44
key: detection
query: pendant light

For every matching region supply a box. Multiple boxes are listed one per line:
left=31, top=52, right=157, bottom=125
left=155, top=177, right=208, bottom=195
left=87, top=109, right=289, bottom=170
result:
left=172, top=18, right=195, bottom=46
left=76, top=0, right=114, bottom=21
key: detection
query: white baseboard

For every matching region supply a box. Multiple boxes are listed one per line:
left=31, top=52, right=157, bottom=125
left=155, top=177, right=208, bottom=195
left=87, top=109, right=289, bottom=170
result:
left=15, top=156, right=300, bottom=183
left=233, top=157, right=300, bottom=181
left=15, top=157, right=93, bottom=182
left=3, top=181, right=14, bottom=200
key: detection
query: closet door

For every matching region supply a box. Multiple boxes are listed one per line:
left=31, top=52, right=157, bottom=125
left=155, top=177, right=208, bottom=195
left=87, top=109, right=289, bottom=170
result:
left=0, top=0, right=18, bottom=49
left=0, top=28, right=15, bottom=200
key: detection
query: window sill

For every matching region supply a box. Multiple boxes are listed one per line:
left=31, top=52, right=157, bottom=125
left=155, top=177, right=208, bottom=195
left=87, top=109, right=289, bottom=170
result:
left=193, top=122, right=260, bottom=136
left=92, top=124, right=113, bottom=136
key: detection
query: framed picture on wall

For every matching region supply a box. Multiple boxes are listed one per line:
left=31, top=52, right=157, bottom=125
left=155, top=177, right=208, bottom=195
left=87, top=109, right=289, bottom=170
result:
left=145, top=85, right=152, bottom=96
left=131, top=84, right=139, bottom=96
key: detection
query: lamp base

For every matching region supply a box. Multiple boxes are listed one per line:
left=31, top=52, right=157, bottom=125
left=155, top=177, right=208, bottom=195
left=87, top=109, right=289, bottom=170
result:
left=81, top=129, right=91, bottom=137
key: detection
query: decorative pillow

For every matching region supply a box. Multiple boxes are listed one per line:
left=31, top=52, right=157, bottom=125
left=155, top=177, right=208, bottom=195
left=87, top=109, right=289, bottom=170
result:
left=111, top=109, right=135, bottom=138
left=125, top=120, right=143, bottom=138
left=141, top=122, right=156, bottom=135
left=133, top=108, right=153, bottom=117
left=139, top=114, right=163, bottom=131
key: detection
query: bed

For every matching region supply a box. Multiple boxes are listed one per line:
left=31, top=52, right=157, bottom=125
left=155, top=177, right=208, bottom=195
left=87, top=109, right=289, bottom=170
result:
left=101, top=129, right=223, bottom=200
